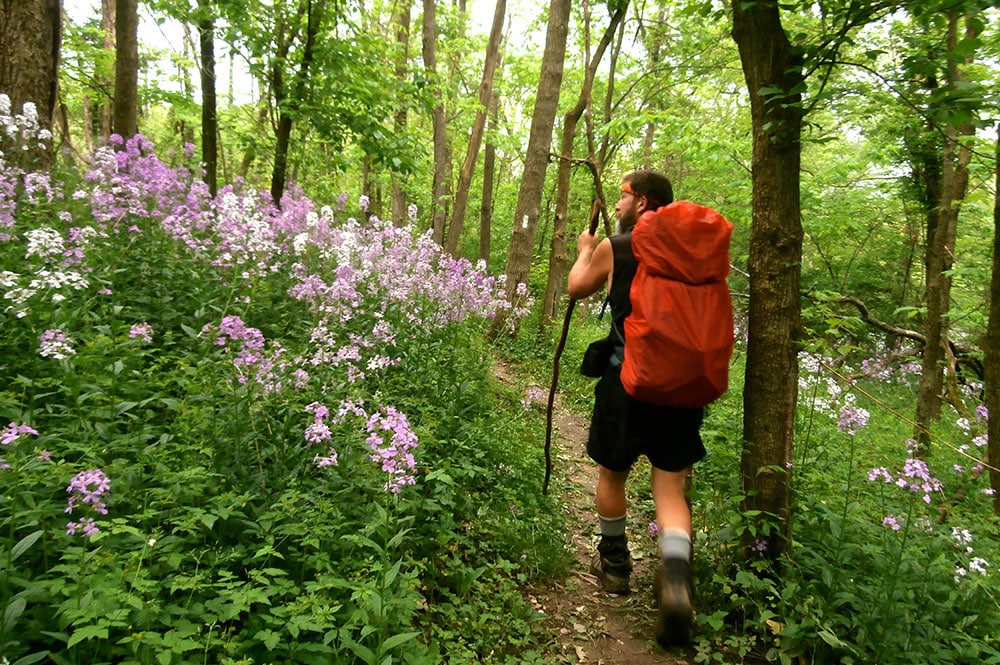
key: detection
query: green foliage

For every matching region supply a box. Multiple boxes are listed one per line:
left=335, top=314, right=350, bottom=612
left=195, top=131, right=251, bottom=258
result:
left=685, top=351, right=1000, bottom=664
left=0, top=134, right=569, bottom=664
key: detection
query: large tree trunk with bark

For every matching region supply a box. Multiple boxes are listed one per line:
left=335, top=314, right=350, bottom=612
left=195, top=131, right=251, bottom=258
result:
left=422, top=0, right=451, bottom=244
left=113, top=0, right=139, bottom=140
left=198, top=0, right=218, bottom=196
left=987, top=124, right=1000, bottom=513
left=270, top=0, right=323, bottom=205
left=490, top=0, right=571, bottom=337
left=444, top=0, right=505, bottom=256
left=732, top=0, right=804, bottom=561
left=478, top=89, right=499, bottom=264
left=913, top=11, right=979, bottom=450
left=0, top=0, right=61, bottom=169
left=390, top=0, right=411, bottom=226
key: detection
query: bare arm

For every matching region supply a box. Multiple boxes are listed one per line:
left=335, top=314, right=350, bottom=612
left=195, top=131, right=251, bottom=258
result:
left=567, top=231, right=613, bottom=300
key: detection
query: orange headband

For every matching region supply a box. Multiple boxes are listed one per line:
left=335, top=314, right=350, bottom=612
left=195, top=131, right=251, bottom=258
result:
left=621, top=182, right=644, bottom=198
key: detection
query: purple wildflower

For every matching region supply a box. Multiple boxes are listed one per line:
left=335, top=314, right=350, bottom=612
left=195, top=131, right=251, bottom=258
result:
left=1, top=422, right=38, bottom=446
left=520, top=387, right=545, bottom=410
left=129, top=321, right=154, bottom=343
left=882, top=515, right=902, bottom=531
left=314, top=448, right=339, bottom=467
left=65, top=468, right=110, bottom=539
left=837, top=404, right=870, bottom=435
left=66, top=517, right=99, bottom=538
left=870, top=455, right=942, bottom=504
left=39, top=328, right=75, bottom=359
left=213, top=315, right=266, bottom=371
left=304, top=401, right=333, bottom=445
left=66, top=468, right=110, bottom=515
left=365, top=405, right=418, bottom=493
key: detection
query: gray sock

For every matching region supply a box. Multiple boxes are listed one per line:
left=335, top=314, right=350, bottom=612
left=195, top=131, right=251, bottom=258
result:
left=658, top=528, right=691, bottom=561
left=598, top=514, right=627, bottom=538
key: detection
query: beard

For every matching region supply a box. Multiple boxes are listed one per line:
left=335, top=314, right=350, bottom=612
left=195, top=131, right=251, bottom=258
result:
left=617, top=209, right=638, bottom=234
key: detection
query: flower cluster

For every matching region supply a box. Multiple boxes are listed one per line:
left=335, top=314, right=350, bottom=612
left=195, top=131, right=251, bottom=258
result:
left=84, top=134, right=212, bottom=238
left=1, top=421, right=37, bottom=446
left=951, top=527, right=991, bottom=583
left=837, top=399, right=870, bottom=436
left=65, top=468, right=110, bottom=539
left=304, top=401, right=334, bottom=446
left=2, top=223, right=91, bottom=317
left=520, top=386, right=545, bottom=411
left=212, top=315, right=266, bottom=370
left=39, top=328, right=75, bottom=359
left=129, top=322, right=154, bottom=343
left=288, top=215, right=507, bottom=330
left=0, top=421, right=38, bottom=470
left=306, top=398, right=418, bottom=490
left=0, top=95, right=52, bottom=168
left=365, top=405, right=418, bottom=493
left=206, top=315, right=296, bottom=394
left=869, top=443, right=943, bottom=505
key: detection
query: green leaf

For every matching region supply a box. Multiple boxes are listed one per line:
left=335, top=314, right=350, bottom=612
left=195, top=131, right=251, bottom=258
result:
left=4, top=597, right=26, bottom=631
left=67, top=624, right=109, bottom=648
left=341, top=633, right=376, bottom=665
left=115, top=401, right=139, bottom=416
left=11, top=530, right=43, bottom=562
left=13, top=653, right=51, bottom=665
left=254, top=629, right=281, bottom=650
left=381, top=631, right=419, bottom=651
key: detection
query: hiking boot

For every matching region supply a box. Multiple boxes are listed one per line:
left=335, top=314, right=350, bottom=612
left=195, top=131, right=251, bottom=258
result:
left=590, top=535, right=632, bottom=594
left=654, top=558, right=693, bottom=648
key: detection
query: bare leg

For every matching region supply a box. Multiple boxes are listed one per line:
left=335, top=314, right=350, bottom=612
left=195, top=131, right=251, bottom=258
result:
left=596, top=465, right=631, bottom=519
left=651, top=466, right=692, bottom=536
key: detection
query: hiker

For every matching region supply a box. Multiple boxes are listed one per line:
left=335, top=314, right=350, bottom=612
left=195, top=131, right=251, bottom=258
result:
left=566, top=170, right=707, bottom=649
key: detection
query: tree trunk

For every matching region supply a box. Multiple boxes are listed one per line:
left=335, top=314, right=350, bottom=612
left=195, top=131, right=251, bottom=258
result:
left=444, top=0, right=505, bottom=256
left=100, top=0, right=115, bottom=139
left=987, top=123, right=1000, bottom=513
left=113, top=0, right=139, bottom=140
left=913, top=11, right=979, bottom=450
left=732, top=0, right=804, bottom=561
left=270, top=0, right=324, bottom=205
left=540, top=3, right=625, bottom=330
left=490, top=0, right=571, bottom=337
left=0, top=0, right=61, bottom=169
left=239, top=105, right=268, bottom=179
left=390, top=0, right=411, bottom=226
left=595, top=17, right=623, bottom=179
left=198, top=0, right=218, bottom=196
left=422, top=0, right=451, bottom=244
left=478, top=89, right=499, bottom=264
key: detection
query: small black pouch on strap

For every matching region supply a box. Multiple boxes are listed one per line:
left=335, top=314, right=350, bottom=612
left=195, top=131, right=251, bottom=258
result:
left=580, top=335, right=615, bottom=378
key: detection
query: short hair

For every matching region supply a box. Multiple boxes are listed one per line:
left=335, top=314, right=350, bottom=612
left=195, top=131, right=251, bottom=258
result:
left=623, top=170, right=674, bottom=210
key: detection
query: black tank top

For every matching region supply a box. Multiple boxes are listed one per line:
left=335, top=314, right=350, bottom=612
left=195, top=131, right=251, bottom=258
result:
left=608, top=233, right=636, bottom=344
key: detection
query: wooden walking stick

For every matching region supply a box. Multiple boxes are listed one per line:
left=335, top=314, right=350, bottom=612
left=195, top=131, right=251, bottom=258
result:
left=544, top=199, right=603, bottom=495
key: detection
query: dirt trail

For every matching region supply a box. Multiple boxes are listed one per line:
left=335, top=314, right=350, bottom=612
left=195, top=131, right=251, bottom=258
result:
left=496, top=363, right=693, bottom=665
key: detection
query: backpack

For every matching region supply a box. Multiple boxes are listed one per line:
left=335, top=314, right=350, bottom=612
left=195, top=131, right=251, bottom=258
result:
left=620, top=201, right=734, bottom=408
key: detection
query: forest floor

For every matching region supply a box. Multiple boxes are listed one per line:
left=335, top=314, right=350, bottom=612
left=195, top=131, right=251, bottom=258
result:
left=495, top=362, right=695, bottom=665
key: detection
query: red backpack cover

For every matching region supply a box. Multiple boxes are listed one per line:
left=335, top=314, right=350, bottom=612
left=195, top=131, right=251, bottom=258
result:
left=621, top=201, right=734, bottom=407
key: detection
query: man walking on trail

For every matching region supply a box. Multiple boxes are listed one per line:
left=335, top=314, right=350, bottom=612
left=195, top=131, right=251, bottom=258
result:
left=567, top=170, right=706, bottom=649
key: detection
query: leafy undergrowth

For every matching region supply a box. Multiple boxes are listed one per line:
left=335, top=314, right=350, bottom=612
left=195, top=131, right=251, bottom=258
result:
left=0, top=119, right=571, bottom=664
left=515, top=312, right=1000, bottom=664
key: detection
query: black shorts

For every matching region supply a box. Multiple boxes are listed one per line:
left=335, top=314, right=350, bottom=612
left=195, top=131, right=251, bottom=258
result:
left=587, top=364, right=706, bottom=473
